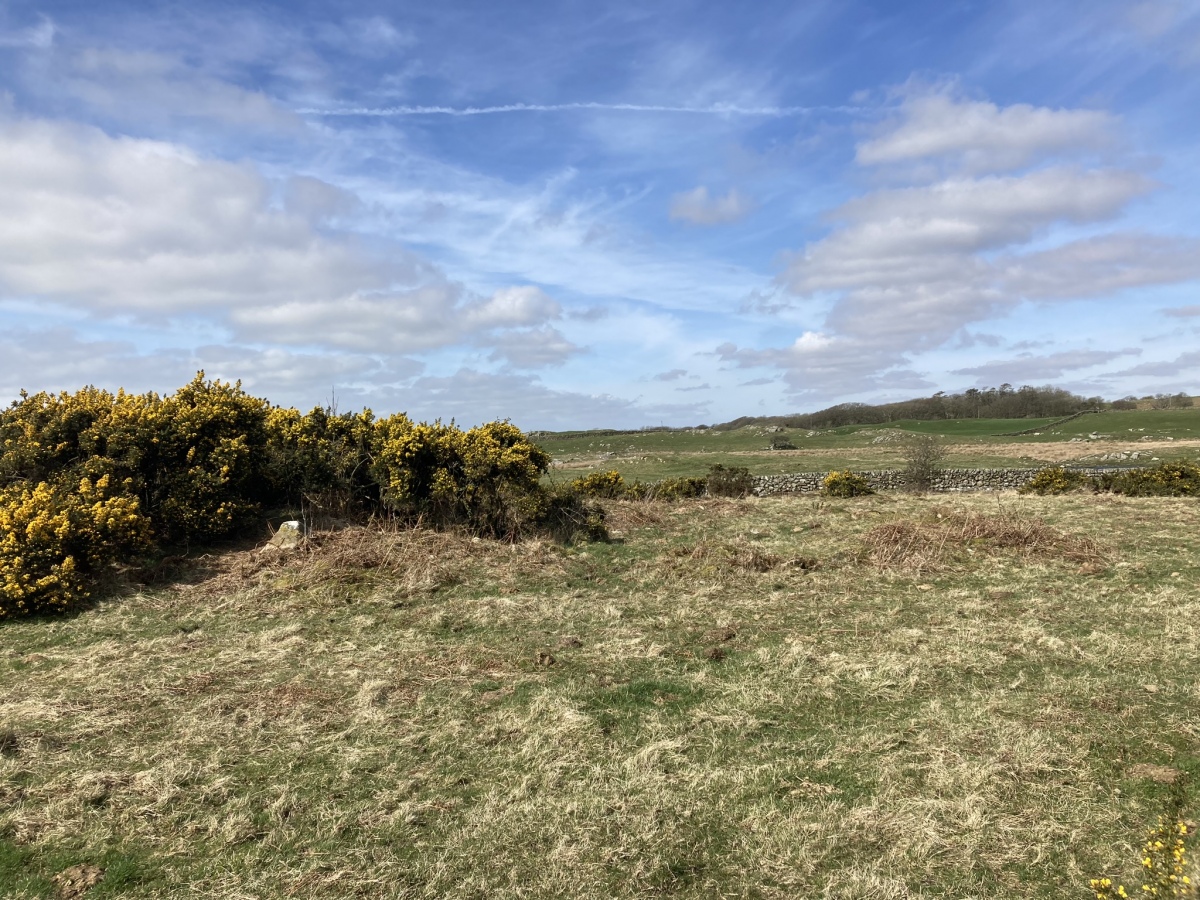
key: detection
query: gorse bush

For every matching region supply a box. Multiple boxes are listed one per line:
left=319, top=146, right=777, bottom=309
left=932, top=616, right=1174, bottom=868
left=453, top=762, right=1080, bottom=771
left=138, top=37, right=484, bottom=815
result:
left=0, top=375, right=271, bottom=545
left=566, top=470, right=709, bottom=502
left=263, top=405, right=379, bottom=520
left=822, top=470, right=874, bottom=498
left=1022, top=460, right=1200, bottom=497
left=644, top=475, right=708, bottom=501
left=0, top=476, right=150, bottom=618
left=706, top=464, right=754, bottom=498
left=1096, top=460, right=1200, bottom=497
left=373, top=419, right=553, bottom=539
left=1021, top=466, right=1089, bottom=495
left=1091, top=817, right=1195, bottom=899
left=0, top=374, right=591, bottom=618
left=569, top=470, right=629, bottom=499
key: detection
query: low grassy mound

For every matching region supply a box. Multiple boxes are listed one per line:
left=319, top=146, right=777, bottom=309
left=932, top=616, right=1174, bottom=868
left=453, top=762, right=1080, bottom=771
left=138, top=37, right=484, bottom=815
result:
left=863, top=508, right=1106, bottom=573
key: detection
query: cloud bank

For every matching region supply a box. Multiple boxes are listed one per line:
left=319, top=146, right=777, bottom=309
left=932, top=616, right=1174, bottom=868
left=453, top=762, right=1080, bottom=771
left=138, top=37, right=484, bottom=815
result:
left=720, top=83, right=1200, bottom=398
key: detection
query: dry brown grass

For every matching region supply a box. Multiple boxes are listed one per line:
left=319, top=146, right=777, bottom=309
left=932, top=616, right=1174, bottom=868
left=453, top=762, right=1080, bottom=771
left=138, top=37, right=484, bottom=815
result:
left=170, top=523, right=570, bottom=604
left=863, top=508, right=1107, bottom=573
left=2, top=492, right=1199, bottom=898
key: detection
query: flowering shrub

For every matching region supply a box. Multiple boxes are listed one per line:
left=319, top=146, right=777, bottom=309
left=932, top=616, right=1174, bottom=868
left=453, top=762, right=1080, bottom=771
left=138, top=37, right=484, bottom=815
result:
left=644, top=475, right=708, bottom=501
left=141, top=375, right=271, bottom=542
left=1097, top=460, right=1200, bottom=497
left=0, top=374, right=270, bottom=544
left=0, top=476, right=150, bottom=619
left=264, top=405, right=378, bottom=517
left=822, top=469, right=874, bottom=498
left=0, top=374, right=596, bottom=616
left=570, top=470, right=629, bottom=498
left=371, top=417, right=554, bottom=538
left=1021, top=466, right=1089, bottom=495
left=1091, top=817, right=1195, bottom=899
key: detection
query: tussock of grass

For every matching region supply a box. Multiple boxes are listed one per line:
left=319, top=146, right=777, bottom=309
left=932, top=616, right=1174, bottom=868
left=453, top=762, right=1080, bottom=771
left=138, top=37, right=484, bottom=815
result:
left=667, top=541, right=816, bottom=574
left=863, top=508, right=1107, bottom=572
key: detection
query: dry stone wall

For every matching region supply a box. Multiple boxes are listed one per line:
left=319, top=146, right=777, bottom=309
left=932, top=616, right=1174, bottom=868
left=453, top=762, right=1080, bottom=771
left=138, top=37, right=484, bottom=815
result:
left=752, top=466, right=1134, bottom=496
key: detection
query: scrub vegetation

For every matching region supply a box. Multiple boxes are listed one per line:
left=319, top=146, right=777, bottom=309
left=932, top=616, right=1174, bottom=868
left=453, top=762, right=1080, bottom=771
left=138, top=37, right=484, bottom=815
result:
left=0, top=374, right=601, bottom=620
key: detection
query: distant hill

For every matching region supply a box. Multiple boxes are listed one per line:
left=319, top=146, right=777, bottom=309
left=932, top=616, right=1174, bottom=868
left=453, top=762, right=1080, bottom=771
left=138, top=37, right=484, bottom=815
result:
left=711, top=385, right=1195, bottom=431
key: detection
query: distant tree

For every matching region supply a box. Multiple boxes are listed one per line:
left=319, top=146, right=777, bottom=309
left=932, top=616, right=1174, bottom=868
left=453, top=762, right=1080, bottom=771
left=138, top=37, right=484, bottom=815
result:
left=1149, top=393, right=1192, bottom=409
left=901, top=434, right=946, bottom=493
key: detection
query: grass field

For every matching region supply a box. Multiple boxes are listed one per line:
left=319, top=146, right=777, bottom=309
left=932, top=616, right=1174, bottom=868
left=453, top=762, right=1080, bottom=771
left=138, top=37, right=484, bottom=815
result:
left=538, top=408, right=1200, bottom=482
left=2, top=491, right=1199, bottom=898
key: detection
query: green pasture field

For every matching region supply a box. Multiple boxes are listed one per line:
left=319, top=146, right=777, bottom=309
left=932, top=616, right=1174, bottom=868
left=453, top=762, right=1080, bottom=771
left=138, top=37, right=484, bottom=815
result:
left=538, top=408, right=1200, bottom=482
left=2, top=491, right=1199, bottom=898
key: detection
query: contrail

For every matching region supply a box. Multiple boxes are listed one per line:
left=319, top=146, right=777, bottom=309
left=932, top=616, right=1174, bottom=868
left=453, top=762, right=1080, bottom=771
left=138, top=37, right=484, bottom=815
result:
left=296, top=101, right=868, bottom=118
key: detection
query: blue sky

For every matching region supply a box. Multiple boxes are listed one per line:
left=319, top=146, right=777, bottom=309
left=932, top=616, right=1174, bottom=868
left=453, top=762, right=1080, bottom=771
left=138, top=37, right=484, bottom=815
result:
left=1, top=0, right=1198, bottom=428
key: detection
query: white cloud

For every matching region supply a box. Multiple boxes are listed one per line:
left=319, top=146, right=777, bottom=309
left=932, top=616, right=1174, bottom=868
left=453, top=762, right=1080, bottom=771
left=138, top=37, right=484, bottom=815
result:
left=1000, top=234, right=1200, bottom=299
left=388, top=369, right=706, bottom=431
left=65, top=48, right=303, bottom=131
left=951, top=348, right=1142, bottom=384
left=0, top=114, right=402, bottom=312
left=1164, top=305, right=1200, bottom=318
left=857, top=85, right=1117, bottom=173
left=779, top=167, right=1157, bottom=351
left=669, top=186, right=754, bottom=226
left=0, top=113, right=569, bottom=362
left=0, top=326, right=423, bottom=409
left=485, top=326, right=580, bottom=368
left=466, top=286, right=561, bottom=329
left=754, top=89, right=1200, bottom=398
left=716, top=336, right=933, bottom=397
left=228, top=284, right=565, bottom=353
left=1112, top=349, right=1200, bottom=378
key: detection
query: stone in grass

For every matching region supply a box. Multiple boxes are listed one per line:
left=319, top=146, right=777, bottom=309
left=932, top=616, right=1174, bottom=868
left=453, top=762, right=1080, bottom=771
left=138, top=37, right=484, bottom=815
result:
left=265, top=520, right=304, bottom=551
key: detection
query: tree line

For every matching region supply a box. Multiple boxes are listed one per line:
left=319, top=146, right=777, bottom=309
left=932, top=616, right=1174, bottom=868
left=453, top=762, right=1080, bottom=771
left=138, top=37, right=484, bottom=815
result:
left=714, top=385, right=1194, bottom=431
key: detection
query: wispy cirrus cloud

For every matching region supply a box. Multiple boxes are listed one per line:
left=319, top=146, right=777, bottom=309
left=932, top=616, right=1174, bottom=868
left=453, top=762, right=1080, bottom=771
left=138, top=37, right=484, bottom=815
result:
left=295, top=100, right=868, bottom=118
left=0, top=14, right=54, bottom=48
left=669, top=186, right=754, bottom=226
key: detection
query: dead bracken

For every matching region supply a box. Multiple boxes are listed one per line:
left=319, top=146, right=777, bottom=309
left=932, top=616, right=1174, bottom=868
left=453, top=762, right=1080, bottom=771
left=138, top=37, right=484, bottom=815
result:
left=863, top=509, right=1107, bottom=573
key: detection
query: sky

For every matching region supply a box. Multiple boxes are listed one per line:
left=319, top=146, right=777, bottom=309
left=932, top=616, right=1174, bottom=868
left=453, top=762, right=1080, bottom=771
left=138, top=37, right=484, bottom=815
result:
left=1, top=0, right=1199, bottom=429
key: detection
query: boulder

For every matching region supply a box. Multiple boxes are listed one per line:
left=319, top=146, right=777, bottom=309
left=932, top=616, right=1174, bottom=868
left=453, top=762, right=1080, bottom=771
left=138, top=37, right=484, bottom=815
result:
left=267, top=520, right=304, bottom=550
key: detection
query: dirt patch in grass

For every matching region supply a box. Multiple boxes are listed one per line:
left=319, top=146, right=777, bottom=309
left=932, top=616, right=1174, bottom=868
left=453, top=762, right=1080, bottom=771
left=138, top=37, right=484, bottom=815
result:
left=863, top=509, right=1107, bottom=573
left=52, top=863, right=104, bottom=899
